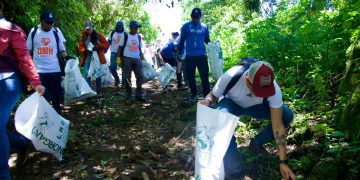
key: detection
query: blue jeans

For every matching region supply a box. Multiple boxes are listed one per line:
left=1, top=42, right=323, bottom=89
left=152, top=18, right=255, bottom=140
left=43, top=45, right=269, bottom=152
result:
left=217, top=98, right=293, bottom=158
left=39, top=72, right=63, bottom=114
left=0, top=73, right=22, bottom=179
left=83, top=58, right=102, bottom=92
left=110, top=52, right=120, bottom=83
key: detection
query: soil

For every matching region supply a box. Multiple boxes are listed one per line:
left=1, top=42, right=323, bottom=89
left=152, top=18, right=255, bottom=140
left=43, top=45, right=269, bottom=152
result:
left=9, top=79, right=294, bottom=180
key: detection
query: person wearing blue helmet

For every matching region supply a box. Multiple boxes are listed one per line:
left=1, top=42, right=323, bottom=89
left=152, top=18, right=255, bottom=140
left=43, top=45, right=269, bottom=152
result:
left=178, top=7, right=211, bottom=103
left=107, top=21, right=125, bottom=88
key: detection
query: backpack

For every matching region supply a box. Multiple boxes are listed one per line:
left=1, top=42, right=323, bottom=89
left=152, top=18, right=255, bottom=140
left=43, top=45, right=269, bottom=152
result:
left=223, top=57, right=258, bottom=96
left=120, top=32, right=142, bottom=58
left=30, top=26, right=66, bottom=75
left=108, top=30, right=116, bottom=44
left=30, top=26, right=60, bottom=56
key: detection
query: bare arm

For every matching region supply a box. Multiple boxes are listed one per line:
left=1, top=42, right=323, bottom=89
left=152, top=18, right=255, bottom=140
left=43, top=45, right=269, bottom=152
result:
left=157, top=50, right=165, bottom=64
left=61, top=50, right=67, bottom=58
left=271, top=108, right=286, bottom=160
left=271, top=107, right=296, bottom=180
left=199, top=92, right=218, bottom=106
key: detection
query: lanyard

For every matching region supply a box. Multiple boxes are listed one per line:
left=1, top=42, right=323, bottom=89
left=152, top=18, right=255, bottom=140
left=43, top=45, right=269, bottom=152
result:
left=191, top=23, right=199, bottom=49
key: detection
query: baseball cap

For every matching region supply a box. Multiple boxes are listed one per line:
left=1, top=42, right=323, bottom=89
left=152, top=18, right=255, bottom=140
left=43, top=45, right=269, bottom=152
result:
left=171, top=32, right=179, bottom=37
left=116, top=21, right=124, bottom=29
left=191, top=8, right=202, bottom=18
left=129, top=21, right=142, bottom=28
left=40, top=11, right=55, bottom=24
left=84, top=20, right=94, bottom=29
left=248, top=61, right=275, bottom=98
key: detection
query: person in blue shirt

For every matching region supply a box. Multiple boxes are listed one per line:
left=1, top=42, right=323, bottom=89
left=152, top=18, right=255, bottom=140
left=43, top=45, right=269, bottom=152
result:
left=158, top=32, right=183, bottom=88
left=178, top=7, right=210, bottom=102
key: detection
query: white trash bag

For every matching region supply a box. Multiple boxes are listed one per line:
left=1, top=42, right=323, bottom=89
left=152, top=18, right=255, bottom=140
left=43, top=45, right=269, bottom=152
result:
left=208, top=42, right=224, bottom=81
left=63, top=58, right=96, bottom=105
left=102, top=67, right=114, bottom=87
left=88, top=51, right=107, bottom=79
left=195, top=104, right=239, bottom=180
left=15, top=93, right=70, bottom=161
left=105, top=50, right=111, bottom=66
left=156, top=63, right=176, bottom=88
left=142, top=60, right=159, bottom=83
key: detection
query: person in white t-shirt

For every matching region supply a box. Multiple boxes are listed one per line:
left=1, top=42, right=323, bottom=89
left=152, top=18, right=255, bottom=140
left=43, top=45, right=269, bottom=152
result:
left=200, top=58, right=296, bottom=180
left=26, top=11, right=67, bottom=114
left=116, top=21, right=145, bottom=102
left=154, top=38, right=163, bottom=68
left=107, top=21, right=124, bottom=87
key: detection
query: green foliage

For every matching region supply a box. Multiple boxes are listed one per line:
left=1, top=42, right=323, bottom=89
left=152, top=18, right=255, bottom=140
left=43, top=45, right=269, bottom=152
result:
left=2, top=0, right=157, bottom=55
left=181, top=0, right=360, bottom=177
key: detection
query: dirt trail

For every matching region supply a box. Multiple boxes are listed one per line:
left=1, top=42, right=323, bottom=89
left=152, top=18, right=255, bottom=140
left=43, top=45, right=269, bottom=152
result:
left=10, top=80, right=281, bottom=180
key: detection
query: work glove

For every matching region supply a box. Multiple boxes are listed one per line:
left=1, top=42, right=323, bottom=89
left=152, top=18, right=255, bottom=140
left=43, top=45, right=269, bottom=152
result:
left=116, top=57, right=121, bottom=66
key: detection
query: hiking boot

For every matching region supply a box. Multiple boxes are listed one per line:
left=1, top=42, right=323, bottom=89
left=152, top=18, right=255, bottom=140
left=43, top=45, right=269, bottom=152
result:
left=187, top=94, right=199, bottom=103
left=248, top=138, right=270, bottom=157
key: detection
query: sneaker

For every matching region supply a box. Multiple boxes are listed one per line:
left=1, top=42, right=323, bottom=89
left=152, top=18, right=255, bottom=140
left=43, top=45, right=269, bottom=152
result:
left=16, top=143, right=32, bottom=167
left=248, top=138, right=270, bottom=157
left=97, top=91, right=104, bottom=98
left=187, top=94, right=198, bottom=103
left=177, top=82, right=183, bottom=89
left=135, top=96, right=146, bottom=103
left=114, top=81, right=120, bottom=88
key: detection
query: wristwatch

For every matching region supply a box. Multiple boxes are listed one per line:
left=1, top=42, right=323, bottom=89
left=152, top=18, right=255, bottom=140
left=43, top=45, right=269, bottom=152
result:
left=279, top=159, right=288, bottom=164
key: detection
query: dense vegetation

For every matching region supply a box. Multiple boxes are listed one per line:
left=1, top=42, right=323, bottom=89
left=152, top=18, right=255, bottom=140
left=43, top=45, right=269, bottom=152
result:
left=183, top=0, right=360, bottom=178
left=2, top=0, right=158, bottom=55
left=2, top=0, right=359, bottom=179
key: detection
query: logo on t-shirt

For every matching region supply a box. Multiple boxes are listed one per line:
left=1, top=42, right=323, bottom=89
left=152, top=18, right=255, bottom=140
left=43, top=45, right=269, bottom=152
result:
left=114, top=35, right=121, bottom=45
left=129, top=40, right=139, bottom=52
left=41, top=38, right=51, bottom=46
left=38, top=37, right=53, bottom=55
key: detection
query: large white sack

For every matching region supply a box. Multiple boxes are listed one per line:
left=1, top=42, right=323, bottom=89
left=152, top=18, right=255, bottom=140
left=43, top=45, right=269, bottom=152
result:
left=88, top=51, right=107, bottom=79
left=102, top=67, right=114, bottom=87
left=15, top=93, right=70, bottom=161
left=105, top=50, right=111, bottom=66
left=208, top=42, right=224, bottom=81
left=195, top=104, right=239, bottom=180
left=63, top=58, right=96, bottom=105
left=156, top=63, right=176, bottom=88
left=142, top=60, right=159, bottom=83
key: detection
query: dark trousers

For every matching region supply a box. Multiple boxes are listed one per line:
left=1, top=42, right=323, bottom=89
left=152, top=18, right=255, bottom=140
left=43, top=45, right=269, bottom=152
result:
left=185, top=55, right=210, bottom=96
left=39, top=72, right=63, bottom=114
left=163, top=58, right=177, bottom=67
left=123, top=57, right=144, bottom=96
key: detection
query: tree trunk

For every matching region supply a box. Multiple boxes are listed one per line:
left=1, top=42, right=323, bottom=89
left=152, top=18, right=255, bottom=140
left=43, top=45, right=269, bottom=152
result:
left=337, top=37, right=360, bottom=141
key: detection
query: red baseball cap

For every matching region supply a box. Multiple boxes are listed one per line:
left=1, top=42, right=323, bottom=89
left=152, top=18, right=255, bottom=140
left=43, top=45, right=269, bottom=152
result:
left=248, top=61, right=275, bottom=98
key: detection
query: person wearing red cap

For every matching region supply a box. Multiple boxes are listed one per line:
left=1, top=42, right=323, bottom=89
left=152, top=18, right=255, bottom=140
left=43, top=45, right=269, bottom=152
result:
left=200, top=58, right=296, bottom=179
